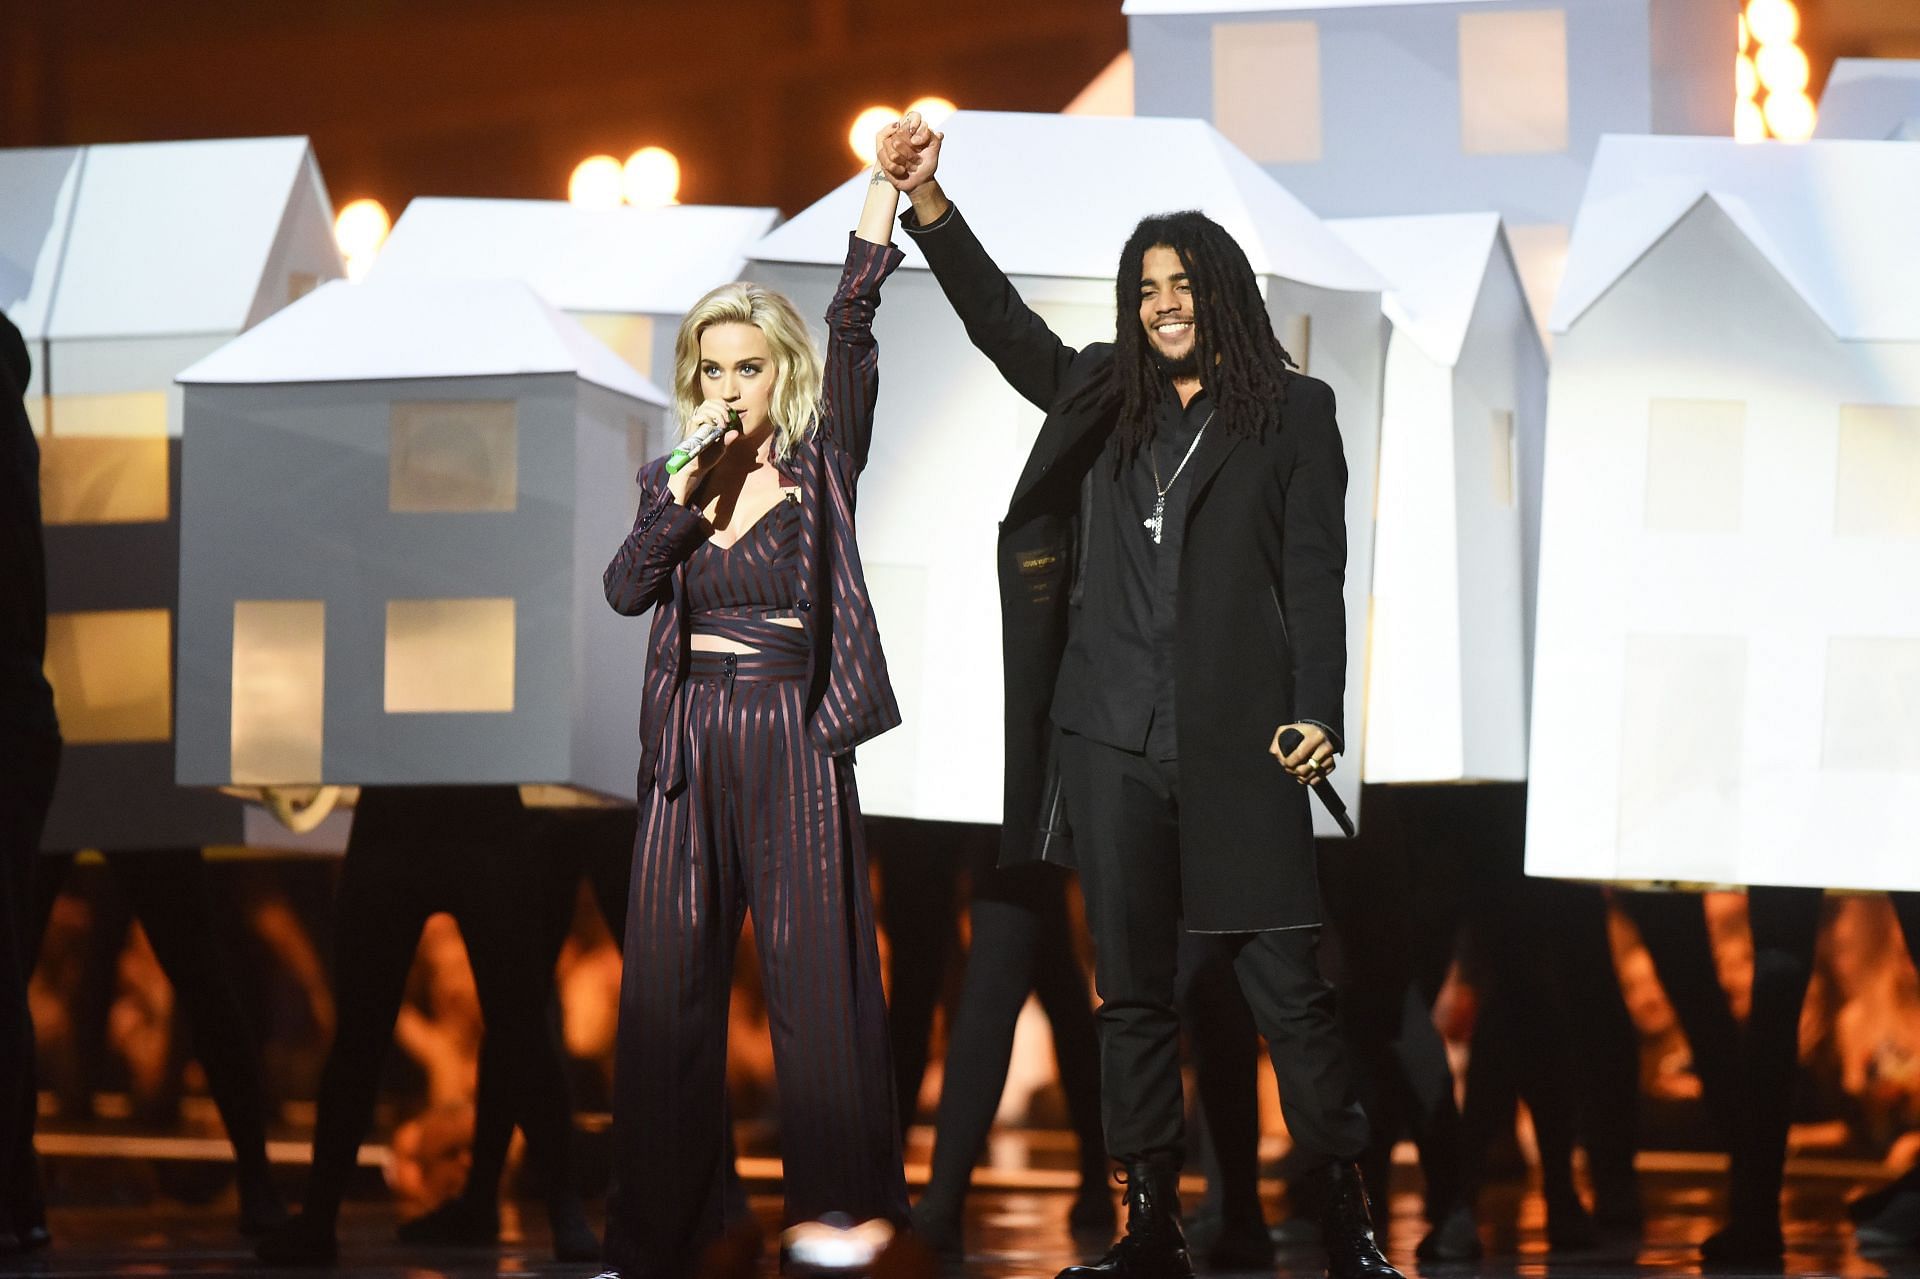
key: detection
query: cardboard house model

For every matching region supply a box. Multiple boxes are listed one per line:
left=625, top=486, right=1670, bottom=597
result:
left=747, top=110, right=1387, bottom=832
left=1815, top=58, right=1920, bottom=141
left=370, top=198, right=780, bottom=382
left=0, top=137, right=342, bottom=850
left=174, top=279, right=668, bottom=801
left=1124, top=0, right=1737, bottom=226
left=1329, top=213, right=1546, bottom=784
left=1525, top=135, right=1920, bottom=892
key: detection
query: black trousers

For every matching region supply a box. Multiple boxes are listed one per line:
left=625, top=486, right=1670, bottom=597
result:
left=298, top=786, right=577, bottom=1223
left=1057, top=729, right=1368, bottom=1169
left=30, top=848, right=277, bottom=1197
left=917, top=846, right=1107, bottom=1213
left=606, top=664, right=906, bottom=1278
left=1726, top=888, right=1920, bottom=1228
left=0, top=732, right=58, bottom=1235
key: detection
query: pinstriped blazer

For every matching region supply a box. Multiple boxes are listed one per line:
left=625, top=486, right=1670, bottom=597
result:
left=603, top=234, right=905, bottom=794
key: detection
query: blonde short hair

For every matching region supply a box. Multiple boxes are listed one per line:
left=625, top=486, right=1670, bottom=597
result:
left=671, top=282, right=822, bottom=461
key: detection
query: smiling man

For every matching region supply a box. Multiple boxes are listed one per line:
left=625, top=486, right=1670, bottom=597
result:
left=880, top=128, right=1400, bottom=1279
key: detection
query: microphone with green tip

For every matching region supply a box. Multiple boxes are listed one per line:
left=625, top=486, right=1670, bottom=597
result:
left=665, top=408, right=742, bottom=475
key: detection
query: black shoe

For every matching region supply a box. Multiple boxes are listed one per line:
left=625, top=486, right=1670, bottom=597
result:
left=548, top=1195, right=602, bottom=1263
left=1057, top=1160, right=1194, bottom=1279
left=910, top=1198, right=964, bottom=1260
left=1700, top=1219, right=1784, bottom=1265
left=1415, top=1204, right=1482, bottom=1263
left=256, top=1212, right=339, bottom=1266
left=396, top=1196, right=499, bottom=1246
left=1855, top=1188, right=1920, bottom=1251
left=1317, top=1163, right=1401, bottom=1279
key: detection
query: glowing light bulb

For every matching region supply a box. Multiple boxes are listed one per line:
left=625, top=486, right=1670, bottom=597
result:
left=1739, top=11, right=1749, bottom=50
left=1735, top=97, right=1768, bottom=142
left=1764, top=89, right=1816, bottom=141
left=848, top=106, right=901, bottom=165
left=334, top=198, right=390, bottom=281
left=569, top=155, right=624, bottom=210
left=907, top=96, right=958, bottom=128
left=1754, top=42, right=1810, bottom=95
left=1745, top=0, right=1799, bottom=48
left=622, top=146, right=682, bottom=209
left=1736, top=53, right=1758, bottom=101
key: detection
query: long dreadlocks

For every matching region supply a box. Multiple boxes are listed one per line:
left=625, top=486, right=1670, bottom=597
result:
left=1108, top=211, right=1297, bottom=462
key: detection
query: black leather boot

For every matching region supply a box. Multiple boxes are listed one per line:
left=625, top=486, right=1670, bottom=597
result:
left=1318, top=1163, right=1402, bottom=1279
left=1057, top=1160, right=1194, bottom=1279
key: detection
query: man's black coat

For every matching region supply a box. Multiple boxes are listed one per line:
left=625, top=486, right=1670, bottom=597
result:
left=904, top=205, right=1350, bottom=933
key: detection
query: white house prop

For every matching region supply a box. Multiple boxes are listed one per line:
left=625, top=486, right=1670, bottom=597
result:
left=175, top=279, right=669, bottom=801
left=747, top=110, right=1387, bottom=831
left=1816, top=58, right=1920, bottom=141
left=0, top=137, right=342, bottom=850
left=370, top=198, right=779, bottom=381
left=1526, top=135, right=1920, bottom=891
left=1329, top=213, right=1546, bottom=784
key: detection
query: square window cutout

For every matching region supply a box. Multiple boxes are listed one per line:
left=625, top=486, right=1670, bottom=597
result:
left=385, top=598, right=516, bottom=713
left=1213, top=20, right=1322, bottom=165
left=1645, top=398, right=1744, bottom=533
left=1460, top=10, right=1570, bottom=156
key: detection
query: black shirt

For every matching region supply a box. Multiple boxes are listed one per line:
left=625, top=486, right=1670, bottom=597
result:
left=1051, top=388, right=1213, bottom=760
left=1, top=309, right=57, bottom=739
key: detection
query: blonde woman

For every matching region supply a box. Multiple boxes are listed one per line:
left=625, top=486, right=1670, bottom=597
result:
left=598, top=120, right=912, bottom=1275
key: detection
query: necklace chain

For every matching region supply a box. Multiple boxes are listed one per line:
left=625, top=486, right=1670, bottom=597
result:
left=1144, top=409, right=1214, bottom=545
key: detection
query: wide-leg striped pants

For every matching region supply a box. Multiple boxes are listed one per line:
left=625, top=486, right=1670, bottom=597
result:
left=604, top=653, right=907, bottom=1277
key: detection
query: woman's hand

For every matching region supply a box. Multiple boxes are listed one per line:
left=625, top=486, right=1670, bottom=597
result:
left=878, top=111, right=942, bottom=194
left=666, top=399, right=742, bottom=506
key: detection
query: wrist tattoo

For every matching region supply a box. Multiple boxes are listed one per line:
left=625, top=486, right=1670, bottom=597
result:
left=870, top=167, right=891, bottom=185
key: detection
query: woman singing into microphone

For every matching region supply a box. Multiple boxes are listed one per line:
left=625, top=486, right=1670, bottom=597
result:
left=598, top=120, right=912, bottom=1275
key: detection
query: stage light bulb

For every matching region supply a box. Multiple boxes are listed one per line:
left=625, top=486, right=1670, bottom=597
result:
left=1736, top=53, right=1758, bottom=101
left=849, top=106, right=900, bottom=165
left=1735, top=97, right=1768, bottom=143
left=1739, top=11, right=1750, bottom=50
left=622, top=146, right=682, bottom=209
left=1754, top=43, right=1809, bottom=95
left=907, top=96, right=957, bottom=128
left=1745, top=0, right=1799, bottom=48
left=569, top=155, right=624, bottom=210
left=1764, top=89, right=1817, bottom=141
left=334, top=199, right=390, bottom=280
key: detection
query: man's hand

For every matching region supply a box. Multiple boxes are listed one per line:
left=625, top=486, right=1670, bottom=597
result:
left=878, top=110, right=942, bottom=194
left=1271, top=722, right=1335, bottom=785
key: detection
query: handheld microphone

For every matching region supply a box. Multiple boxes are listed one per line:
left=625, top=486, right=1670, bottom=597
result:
left=1278, top=727, right=1356, bottom=838
left=665, top=408, right=742, bottom=475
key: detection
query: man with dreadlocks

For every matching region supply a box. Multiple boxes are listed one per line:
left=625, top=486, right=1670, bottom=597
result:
left=878, top=127, right=1400, bottom=1279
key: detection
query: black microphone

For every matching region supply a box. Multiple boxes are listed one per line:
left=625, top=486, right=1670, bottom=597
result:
left=665, top=408, right=742, bottom=475
left=1278, top=727, right=1356, bottom=838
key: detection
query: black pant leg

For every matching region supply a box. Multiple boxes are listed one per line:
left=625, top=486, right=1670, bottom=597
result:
left=1030, top=876, right=1107, bottom=1184
left=108, top=849, right=277, bottom=1189
left=1619, top=890, right=1740, bottom=1150
left=300, top=790, right=436, bottom=1224
left=875, top=818, right=963, bottom=1135
left=452, top=836, right=579, bottom=1204
left=1178, top=931, right=1263, bottom=1225
left=1057, top=731, right=1186, bottom=1166
left=0, top=734, right=58, bottom=1234
left=1729, top=885, right=1823, bottom=1227
left=1548, top=883, right=1641, bottom=1204
left=1229, top=926, right=1369, bottom=1172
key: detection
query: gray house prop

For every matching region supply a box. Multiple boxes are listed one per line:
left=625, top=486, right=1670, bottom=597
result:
left=1328, top=213, right=1546, bottom=784
left=0, top=137, right=342, bottom=850
left=175, top=278, right=668, bottom=801
left=1816, top=58, right=1920, bottom=141
left=747, top=109, right=1387, bottom=833
left=370, top=198, right=779, bottom=383
left=1526, top=135, right=1920, bottom=891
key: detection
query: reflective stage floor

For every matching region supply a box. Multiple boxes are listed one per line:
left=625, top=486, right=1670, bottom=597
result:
left=14, top=1161, right=1920, bottom=1279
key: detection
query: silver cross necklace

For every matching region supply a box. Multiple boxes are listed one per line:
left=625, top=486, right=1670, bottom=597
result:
left=1144, top=409, right=1214, bottom=545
